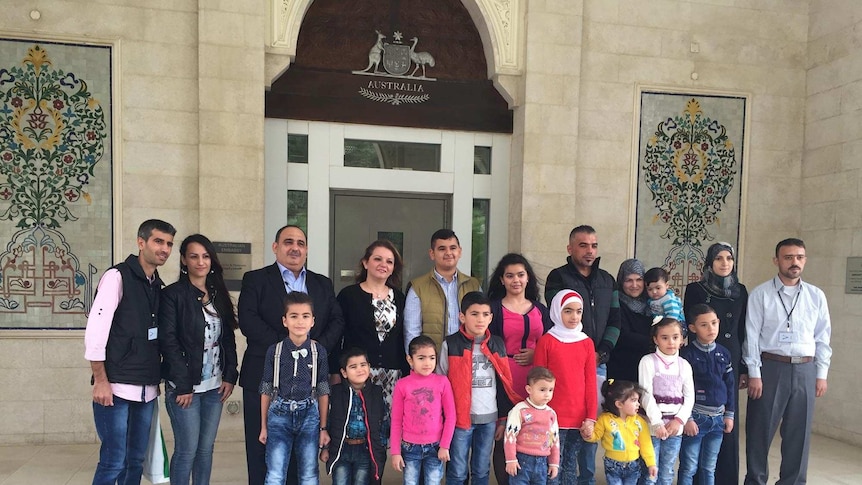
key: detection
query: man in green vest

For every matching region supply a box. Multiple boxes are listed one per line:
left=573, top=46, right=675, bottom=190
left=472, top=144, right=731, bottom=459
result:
left=404, top=229, right=481, bottom=349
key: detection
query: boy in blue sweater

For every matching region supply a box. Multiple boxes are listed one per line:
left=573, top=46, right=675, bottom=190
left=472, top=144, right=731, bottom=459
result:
left=677, top=303, right=735, bottom=485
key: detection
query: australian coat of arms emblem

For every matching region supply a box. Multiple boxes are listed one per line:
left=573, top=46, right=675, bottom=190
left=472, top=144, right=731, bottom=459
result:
left=353, top=30, right=435, bottom=105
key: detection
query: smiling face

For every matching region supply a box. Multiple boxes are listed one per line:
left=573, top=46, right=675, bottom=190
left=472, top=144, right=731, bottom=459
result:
left=181, top=242, right=211, bottom=280
left=341, top=355, right=371, bottom=389
left=460, top=303, right=492, bottom=337
left=406, top=345, right=437, bottom=376
left=429, top=237, right=461, bottom=275
left=282, top=302, right=314, bottom=341
left=138, top=229, right=174, bottom=271
left=363, top=246, right=395, bottom=284
left=501, top=263, right=528, bottom=297
left=712, top=250, right=734, bottom=277
left=622, top=273, right=645, bottom=298
left=653, top=323, right=683, bottom=355
left=272, top=226, right=307, bottom=274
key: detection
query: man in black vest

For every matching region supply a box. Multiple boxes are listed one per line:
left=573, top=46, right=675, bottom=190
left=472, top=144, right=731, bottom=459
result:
left=238, top=225, right=345, bottom=485
left=84, top=219, right=176, bottom=485
left=544, top=224, right=620, bottom=485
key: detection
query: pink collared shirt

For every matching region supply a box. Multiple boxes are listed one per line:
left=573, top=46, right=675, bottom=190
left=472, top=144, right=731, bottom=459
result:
left=84, top=268, right=159, bottom=403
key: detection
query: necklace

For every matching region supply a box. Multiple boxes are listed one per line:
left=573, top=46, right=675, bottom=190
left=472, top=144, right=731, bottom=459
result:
left=655, top=352, right=676, bottom=370
left=362, top=282, right=389, bottom=299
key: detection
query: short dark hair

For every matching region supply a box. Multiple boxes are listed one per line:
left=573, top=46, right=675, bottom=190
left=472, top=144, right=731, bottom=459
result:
left=601, top=379, right=644, bottom=415
left=408, top=335, right=437, bottom=356
left=569, top=225, right=596, bottom=240
left=274, top=225, right=307, bottom=243
left=283, top=291, right=314, bottom=314
left=527, top=366, right=555, bottom=385
left=775, top=238, right=805, bottom=257
left=339, top=347, right=369, bottom=370
left=686, top=303, right=716, bottom=324
left=430, top=228, right=459, bottom=248
left=460, top=291, right=491, bottom=314
left=644, top=267, right=669, bottom=286
left=137, top=219, right=176, bottom=240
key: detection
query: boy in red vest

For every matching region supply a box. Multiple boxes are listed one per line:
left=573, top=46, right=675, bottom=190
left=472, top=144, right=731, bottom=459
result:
left=437, top=291, right=522, bottom=485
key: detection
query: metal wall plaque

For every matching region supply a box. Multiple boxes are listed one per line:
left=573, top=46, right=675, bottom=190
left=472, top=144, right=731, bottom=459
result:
left=214, top=242, right=252, bottom=292
left=846, top=257, right=862, bottom=294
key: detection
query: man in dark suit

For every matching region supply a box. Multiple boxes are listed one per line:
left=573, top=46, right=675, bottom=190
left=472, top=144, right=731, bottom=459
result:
left=238, top=225, right=345, bottom=485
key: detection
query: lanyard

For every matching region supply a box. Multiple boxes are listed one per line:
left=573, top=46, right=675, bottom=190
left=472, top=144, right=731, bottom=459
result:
left=774, top=278, right=802, bottom=330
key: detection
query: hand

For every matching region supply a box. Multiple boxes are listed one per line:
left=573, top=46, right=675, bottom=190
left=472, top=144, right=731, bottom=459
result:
left=506, top=461, right=520, bottom=477
left=738, top=373, right=749, bottom=390
left=664, top=419, right=682, bottom=436
left=175, top=393, right=194, bottom=409
left=218, top=382, right=235, bottom=402
left=391, top=454, right=405, bottom=471
left=258, top=428, right=267, bottom=445
left=747, top=377, right=763, bottom=399
left=495, top=423, right=505, bottom=441
left=92, top=381, right=114, bottom=407
left=581, top=420, right=595, bottom=437
left=319, top=429, right=331, bottom=449
left=438, top=447, right=450, bottom=463
left=548, top=465, right=559, bottom=479
left=579, top=427, right=593, bottom=440
left=514, top=348, right=535, bottom=366
left=648, top=465, right=658, bottom=479
left=319, top=448, right=329, bottom=463
left=683, top=420, right=698, bottom=437
left=653, top=425, right=669, bottom=440
left=815, top=378, right=828, bottom=397
left=723, top=418, right=734, bottom=433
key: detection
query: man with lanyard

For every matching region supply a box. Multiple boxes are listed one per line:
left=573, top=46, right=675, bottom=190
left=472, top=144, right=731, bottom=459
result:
left=544, top=224, right=620, bottom=485
left=84, top=219, right=176, bottom=485
left=238, top=225, right=344, bottom=485
left=403, top=228, right=482, bottom=351
left=743, top=238, right=832, bottom=485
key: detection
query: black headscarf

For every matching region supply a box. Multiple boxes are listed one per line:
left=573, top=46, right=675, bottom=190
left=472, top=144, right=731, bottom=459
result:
left=616, top=258, right=650, bottom=316
left=700, top=242, right=741, bottom=299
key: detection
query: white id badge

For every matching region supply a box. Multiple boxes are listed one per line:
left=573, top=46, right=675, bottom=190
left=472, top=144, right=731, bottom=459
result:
left=779, top=331, right=797, bottom=343
left=148, top=327, right=158, bottom=341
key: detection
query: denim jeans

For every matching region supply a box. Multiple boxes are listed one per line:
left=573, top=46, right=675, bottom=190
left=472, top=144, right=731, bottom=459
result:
left=165, top=387, right=224, bottom=485
left=263, top=397, right=319, bottom=485
left=548, top=428, right=585, bottom=485
left=331, top=442, right=372, bottom=485
left=402, top=441, right=443, bottom=485
left=92, top=396, right=155, bottom=485
left=574, top=363, right=606, bottom=485
left=604, top=457, right=641, bottom=485
left=677, top=412, right=725, bottom=485
left=509, top=452, right=549, bottom=485
left=446, top=421, right=496, bottom=485
left=643, top=435, right=681, bottom=485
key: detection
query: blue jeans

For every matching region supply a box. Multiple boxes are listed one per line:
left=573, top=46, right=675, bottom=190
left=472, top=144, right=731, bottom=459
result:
left=548, top=428, right=585, bottom=485
left=92, top=396, right=155, bottom=485
left=447, top=421, right=496, bottom=485
left=604, top=457, right=641, bottom=485
left=643, top=435, right=681, bottom=485
left=165, top=387, right=224, bottom=485
left=677, top=412, right=725, bottom=485
left=402, top=441, right=443, bottom=485
left=509, top=452, right=549, bottom=485
left=573, top=363, right=606, bottom=485
left=263, top=397, right=319, bottom=485
left=331, top=442, right=372, bottom=485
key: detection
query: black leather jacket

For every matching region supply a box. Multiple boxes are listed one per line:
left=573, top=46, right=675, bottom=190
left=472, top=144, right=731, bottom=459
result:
left=159, top=279, right=239, bottom=394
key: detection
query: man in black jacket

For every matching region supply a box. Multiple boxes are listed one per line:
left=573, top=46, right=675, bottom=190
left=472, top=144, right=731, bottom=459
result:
left=544, top=224, right=620, bottom=485
left=238, top=225, right=345, bottom=485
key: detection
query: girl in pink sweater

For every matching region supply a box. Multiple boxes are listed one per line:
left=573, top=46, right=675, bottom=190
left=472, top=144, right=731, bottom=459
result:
left=390, top=336, right=456, bottom=485
left=533, top=290, right=598, bottom=485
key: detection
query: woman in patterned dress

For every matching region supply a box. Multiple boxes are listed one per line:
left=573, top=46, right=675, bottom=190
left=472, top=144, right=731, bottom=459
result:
left=336, top=239, right=409, bottom=408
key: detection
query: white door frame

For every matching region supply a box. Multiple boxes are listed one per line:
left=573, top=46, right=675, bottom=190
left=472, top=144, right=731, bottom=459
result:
left=264, top=119, right=510, bottom=278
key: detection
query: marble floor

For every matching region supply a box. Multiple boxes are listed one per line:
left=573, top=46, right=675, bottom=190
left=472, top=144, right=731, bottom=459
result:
left=1, top=432, right=860, bottom=484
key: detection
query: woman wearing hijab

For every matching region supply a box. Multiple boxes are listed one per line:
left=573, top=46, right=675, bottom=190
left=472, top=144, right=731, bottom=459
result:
left=607, top=258, right=655, bottom=383
left=683, top=242, right=748, bottom=485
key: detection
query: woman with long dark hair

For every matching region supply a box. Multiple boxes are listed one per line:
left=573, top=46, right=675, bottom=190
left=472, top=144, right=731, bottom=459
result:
left=684, top=242, right=748, bottom=485
left=607, top=258, right=654, bottom=383
left=159, top=234, right=238, bottom=485
left=487, top=253, right=552, bottom=485
left=336, top=239, right=408, bottom=407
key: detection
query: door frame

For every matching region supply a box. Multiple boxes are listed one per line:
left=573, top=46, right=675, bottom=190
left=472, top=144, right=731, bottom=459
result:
left=264, top=119, right=510, bottom=280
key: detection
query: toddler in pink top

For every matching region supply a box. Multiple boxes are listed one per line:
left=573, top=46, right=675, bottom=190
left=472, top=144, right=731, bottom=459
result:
left=504, top=366, right=560, bottom=484
left=390, top=336, right=456, bottom=485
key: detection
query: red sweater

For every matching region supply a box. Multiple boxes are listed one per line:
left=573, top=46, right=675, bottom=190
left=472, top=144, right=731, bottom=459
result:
left=533, top=334, right=597, bottom=428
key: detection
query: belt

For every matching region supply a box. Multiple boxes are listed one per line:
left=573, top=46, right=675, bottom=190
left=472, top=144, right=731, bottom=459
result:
left=761, top=352, right=813, bottom=364
left=274, top=397, right=315, bottom=411
left=344, top=438, right=366, bottom=445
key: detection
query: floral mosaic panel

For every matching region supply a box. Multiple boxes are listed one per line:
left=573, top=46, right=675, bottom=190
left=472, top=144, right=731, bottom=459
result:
left=0, top=39, right=112, bottom=329
left=635, top=92, right=745, bottom=297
